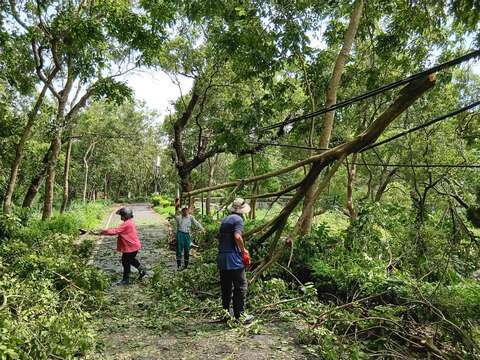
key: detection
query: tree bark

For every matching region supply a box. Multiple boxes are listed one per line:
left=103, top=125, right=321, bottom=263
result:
left=42, top=128, right=63, bottom=219
left=82, top=142, right=96, bottom=203
left=250, top=154, right=258, bottom=219
left=60, top=137, right=73, bottom=214
left=2, top=83, right=50, bottom=214
left=104, top=174, right=109, bottom=200
left=299, top=0, right=364, bottom=234
left=346, top=153, right=358, bottom=220
left=22, top=148, right=51, bottom=208
left=206, top=154, right=218, bottom=216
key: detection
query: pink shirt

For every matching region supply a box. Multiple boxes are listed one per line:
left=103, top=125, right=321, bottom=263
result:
left=101, top=219, right=141, bottom=253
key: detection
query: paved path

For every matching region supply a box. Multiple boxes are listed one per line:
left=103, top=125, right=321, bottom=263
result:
left=87, top=204, right=308, bottom=360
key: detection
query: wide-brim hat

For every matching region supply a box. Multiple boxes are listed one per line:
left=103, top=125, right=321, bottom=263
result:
left=228, top=198, right=251, bottom=214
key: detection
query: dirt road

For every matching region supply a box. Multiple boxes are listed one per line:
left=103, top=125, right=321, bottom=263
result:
left=88, top=204, right=308, bottom=360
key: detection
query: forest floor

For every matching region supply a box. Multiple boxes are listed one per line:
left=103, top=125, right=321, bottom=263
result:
left=87, top=203, right=308, bottom=360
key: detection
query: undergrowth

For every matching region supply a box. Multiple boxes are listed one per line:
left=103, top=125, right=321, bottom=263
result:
left=0, top=202, right=109, bottom=359
left=153, top=204, right=480, bottom=359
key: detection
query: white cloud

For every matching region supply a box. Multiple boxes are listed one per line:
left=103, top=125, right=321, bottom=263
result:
left=121, top=68, right=194, bottom=124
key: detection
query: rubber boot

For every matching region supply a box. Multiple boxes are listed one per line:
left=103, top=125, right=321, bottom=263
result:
left=184, top=259, right=189, bottom=269
left=138, top=265, right=147, bottom=280
left=177, top=259, right=182, bottom=270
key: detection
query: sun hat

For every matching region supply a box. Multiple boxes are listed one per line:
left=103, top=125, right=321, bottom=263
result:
left=228, top=198, right=251, bottom=214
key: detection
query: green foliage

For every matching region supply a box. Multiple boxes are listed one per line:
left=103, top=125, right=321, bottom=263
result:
left=0, top=202, right=108, bottom=358
left=151, top=194, right=172, bottom=207
left=154, top=205, right=176, bottom=217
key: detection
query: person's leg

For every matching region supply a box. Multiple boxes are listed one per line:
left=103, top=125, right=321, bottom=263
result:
left=128, top=251, right=146, bottom=279
left=121, top=252, right=133, bottom=282
left=184, top=234, right=191, bottom=268
left=219, top=269, right=233, bottom=312
left=232, top=268, right=247, bottom=319
left=129, top=251, right=140, bottom=269
left=176, top=233, right=183, bottom=269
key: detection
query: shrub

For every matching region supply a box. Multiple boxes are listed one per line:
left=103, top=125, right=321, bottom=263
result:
left=151, top=194, right=173, bottom=208
left=0, top=201, right=108, bottom=358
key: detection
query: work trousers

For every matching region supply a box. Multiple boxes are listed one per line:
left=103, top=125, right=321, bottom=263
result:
left=121, top=251, right=141, bottom=281
left=219, top=268, right=247, bottom=319
left=176, top=231, right=191, bottom=268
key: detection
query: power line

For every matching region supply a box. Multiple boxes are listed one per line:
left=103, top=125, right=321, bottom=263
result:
left=250, top=141, right=328, bottom=151
left=256, top=49, right=480, bottom=132
left=353, top=162, right=480, bottom=169
left=248, top=100, right=480, bottom=155
left=360, top=100, right=480, bottom=152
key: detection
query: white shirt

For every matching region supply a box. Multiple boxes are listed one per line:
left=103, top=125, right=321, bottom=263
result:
left=176, top=215, right=204, bottom=234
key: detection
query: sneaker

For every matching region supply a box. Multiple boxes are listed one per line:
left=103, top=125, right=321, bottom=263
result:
left=239, top=314, right=254, bottom=325
left=116, top=279, right=129, bottom=286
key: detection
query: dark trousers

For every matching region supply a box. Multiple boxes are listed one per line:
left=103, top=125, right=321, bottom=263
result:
left=121, top=251, right=140, bottom=281
left=219, top=268, right=247, bottom=319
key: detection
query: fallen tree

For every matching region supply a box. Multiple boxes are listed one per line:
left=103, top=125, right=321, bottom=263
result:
left=185, top=74, right=436, bottom=278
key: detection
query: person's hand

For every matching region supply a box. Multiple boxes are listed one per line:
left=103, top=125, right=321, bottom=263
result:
left=242, top=249, right=251, bottom=267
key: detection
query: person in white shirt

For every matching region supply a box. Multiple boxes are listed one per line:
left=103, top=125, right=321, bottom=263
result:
left=175, top=206, right=204, bottom=269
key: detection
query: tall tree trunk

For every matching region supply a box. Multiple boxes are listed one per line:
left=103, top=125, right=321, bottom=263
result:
left=22, top=141, right=54, bottom=208
left=104, top=174, right=109, bottom=200
left=250, top=154, right=258, bottom=220
left=60, top=137, right=73, bottom=214
left=345, top=153, right=358, bottom=220
left=206, top=154, right=218, bottom=216
left=2, top=84, right=49, bottom=214
left=82, top=142, right=96, bottom=203
left=42, top=129, right=63, bottom=220
left=299, top=0, right=364, bottom=235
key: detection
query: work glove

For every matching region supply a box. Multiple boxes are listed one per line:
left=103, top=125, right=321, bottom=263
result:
left=242, top=249, right=251, bottom=267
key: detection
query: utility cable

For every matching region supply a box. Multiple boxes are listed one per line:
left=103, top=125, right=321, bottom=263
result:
left=248, top=100, right=479, bottom=156
left=360, top=100, right=480, bottom=152
left=249, top=141, right=328, bottom=151
left=255, top=49, right=480, bottom=132
left=353, top=163, right=480, bottom=169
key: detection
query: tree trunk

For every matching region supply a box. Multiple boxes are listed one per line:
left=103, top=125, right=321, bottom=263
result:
left=22, top=140, right=55, bottom=208
left=250, top=154, right=258, bottom=219
left=250, top=74, right=436, bottom=280
left=104, top=174, right=109, bottom=200
left=60, top=137, right=73, bottom=214
left=299, top=0, right=364, bottom=234
left=42, top=130, right=63, bottom=220
left=374, top=168, right=397, bottom=202
left=2, top=84, right=49, bottom=214
left=346, top=153, right=358, bottom=220
left=206, top=155, right=218, bottom=216
left=82, top=142, right=96, bottom=203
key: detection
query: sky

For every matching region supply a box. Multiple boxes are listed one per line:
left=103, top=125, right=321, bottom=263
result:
left=123, top=43, right=479, bottom=125
left=121, top=69, right=193, bottom=124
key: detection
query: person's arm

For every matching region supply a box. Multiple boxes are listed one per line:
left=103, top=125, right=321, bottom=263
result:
left=233, top=232, right=246, bottom=252
left=191, top=216, right=205, bottom=232
left=100, top=221, right=128, bottom=236
left=234, top=230, right=251, bottom=267
left=233, top=217, right=246, bottom=252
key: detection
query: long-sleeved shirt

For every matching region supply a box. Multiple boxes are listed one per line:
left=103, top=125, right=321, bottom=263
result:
left=101, top=219, right=141, bottom=253
left=176, top=215, right=204, bottom=234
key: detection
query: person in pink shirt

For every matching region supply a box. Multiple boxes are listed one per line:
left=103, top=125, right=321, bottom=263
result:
left=98, top=207, right=146, bottom=285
